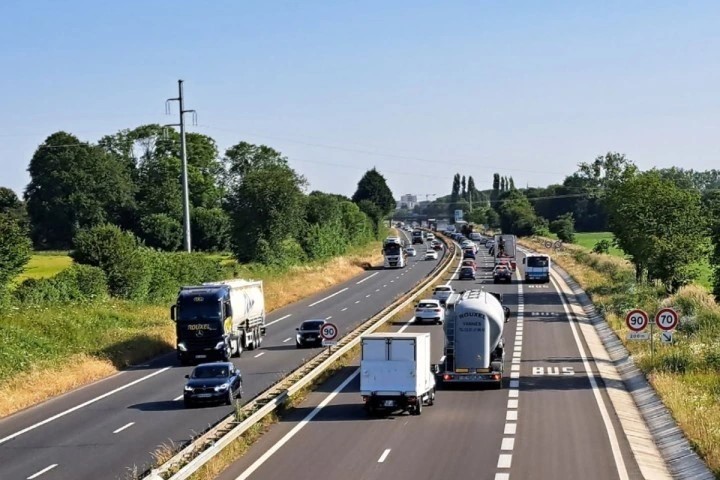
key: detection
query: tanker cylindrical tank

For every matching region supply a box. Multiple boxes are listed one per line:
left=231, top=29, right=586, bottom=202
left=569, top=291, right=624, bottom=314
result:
left=448, top=291, right=505, bottom=370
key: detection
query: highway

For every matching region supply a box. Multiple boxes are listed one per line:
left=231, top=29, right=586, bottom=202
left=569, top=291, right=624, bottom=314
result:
left=217, top=238, right=646, bottom=480
left=0, top=230, right=447, bottom=480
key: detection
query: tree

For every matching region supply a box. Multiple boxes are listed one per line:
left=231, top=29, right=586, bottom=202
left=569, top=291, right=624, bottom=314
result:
left=222, top=141, right=288, bottom=190
left=451, top=174, right=461, bottom=203
left=498, top=190, right=538, bottom=236
left=492, top=173, right=500, bottom=192
left=509, top=177, right=516, bottom=190
left=549, top=212, right=576, bottom=243
left=0, top=214, right=32, bottom=290
left=357, top=199, right=384, bottom=238
left=606, top=170, right=706, bottom=290
left=461, top=175, right=467, bottom=199
left=467, top=176, right=476, bottom=205
left=139, top=213, right=182, bottom=251
left=704, top=190, right=720, bottom=300
left=0, top=187, right=29, bottom=230
left=191, top=207, right=231, bottom=252
left=226, top=164, right=307, bottom=264
left=351, top=168, right=395, bottom=216
left=25, top=132, right=136, bottom=248
left=500, top=176, right=506, bottom=192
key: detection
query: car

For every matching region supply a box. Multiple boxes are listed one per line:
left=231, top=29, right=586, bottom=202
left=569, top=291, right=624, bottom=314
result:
left=295, top=319, right=327, bottom=348
left=493, top=265, right=513, bottom=284
left=432, top=285, right=454, bottom=304
left=459, top=266, right=476, bottom=280
left=425, top=250, right=438, bottom=260
left=405, top=246, right=417, bottom=257
left=183, top=362, right=243, bottom=408
left=414, top=299, right=445, bottom=324
left=461, top=258, right=477, bottom=270
left=426, top=233, right=435, bottom=241
left=463, top=249, right=476, bottom=260
left=486, top=240, right=495, bottom=250
left=432, top=241, right=443, bottom=251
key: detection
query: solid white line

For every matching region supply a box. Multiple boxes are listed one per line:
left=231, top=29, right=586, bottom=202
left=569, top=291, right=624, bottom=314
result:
left=356, top=272, right=379, bottom=284
left=551, top=276, right=629, bottom=480
left=234, top=370, right=360, bottom=480
left=504, top=423, right=517, bottom=435
left=254, top=352, right=265, bottom=358
left=264, top=314, right=292, bottom=327
left=497, top=453, right=512, bottom=468
left=113, top=422, right=135, bottom=434
left=0, top=366, right=172, bottom=446
left=377, top=448, right=391, bottom=463
left=283, top=337, right=292, bottom=343
left=27, top=464, right=58, bottom=479
left=341, top=307, right=348, bottom=311
left=501, top=438, right=515, bottom=450
left=308, top=288, right=349, bottom=307
left=173, top=395, right=183, bottom=401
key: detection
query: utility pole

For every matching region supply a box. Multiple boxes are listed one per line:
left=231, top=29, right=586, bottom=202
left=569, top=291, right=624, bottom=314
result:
left=165, top=80, right=197, bottom=252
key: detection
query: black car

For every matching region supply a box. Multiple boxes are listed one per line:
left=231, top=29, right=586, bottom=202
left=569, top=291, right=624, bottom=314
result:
left=459, top=266, right=476, bottom=280
left=296, top=319, right=326, bottom=348
left=493, top=265, right=513, bottom=284
left=183, top=362, right=243, bottom=407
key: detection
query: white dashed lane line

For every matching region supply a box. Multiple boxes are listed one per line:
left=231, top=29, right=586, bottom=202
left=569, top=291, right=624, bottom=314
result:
left=283, top=337, right=292, bottom=343
left=112, top=422, right=134, bottom=434
left=265, top=314, right=292, bottom=328
left=341, top=307, right=348, bottom=312
left=307, top=288, right=349, bottom=307
left=378, top=448, right=391, bottom=463
left=356, top=272, right=379, bottom=284
left=355, top=300, right=360, bottom=304
left=254, top=352, right=265, bottom=358
left=326, top=316, right=332, bottom=320
left=27, top=464, right=58, bottom=479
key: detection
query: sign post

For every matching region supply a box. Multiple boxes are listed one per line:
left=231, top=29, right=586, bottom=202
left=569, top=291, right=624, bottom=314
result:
left=321, top=322, right=339, bottom=352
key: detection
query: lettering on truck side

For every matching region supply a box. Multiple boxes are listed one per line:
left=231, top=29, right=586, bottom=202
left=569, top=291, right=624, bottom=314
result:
left=187, top=324, right=216, bottom=330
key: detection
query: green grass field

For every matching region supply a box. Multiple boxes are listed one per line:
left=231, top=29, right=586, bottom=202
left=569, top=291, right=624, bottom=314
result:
left=14, top=252, right=73, bottom=284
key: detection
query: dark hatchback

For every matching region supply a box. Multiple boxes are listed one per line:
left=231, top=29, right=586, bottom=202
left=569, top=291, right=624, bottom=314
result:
left=296, top=319, right=327, bottom=348
left=183, top=362, right=243, bottom=408
left=459, top=266, right=476, bottom=280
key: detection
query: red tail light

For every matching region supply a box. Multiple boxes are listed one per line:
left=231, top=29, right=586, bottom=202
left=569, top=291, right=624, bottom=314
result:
left=434, top=309, right=441, bottom=312
left=443, top=374, right=454, bottom=381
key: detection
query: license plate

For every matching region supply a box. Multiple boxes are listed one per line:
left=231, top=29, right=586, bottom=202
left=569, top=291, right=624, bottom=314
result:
left=195, top=354, right=207, bottom=359
left=196, top=393, right=212, bottom=398
left=383, top=400, right=395, bottom=407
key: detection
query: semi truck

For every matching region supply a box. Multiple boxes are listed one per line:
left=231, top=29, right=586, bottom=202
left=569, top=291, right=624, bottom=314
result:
left=360, top=332, right=436, bottom=415
left=383, top=237, right=406, bottom=268
left=493, top=234, right=517, bottom=271
left=171, top=279, right=266, bottom=365
left=523, top=253, right=551, bottom=283
left=437, top=289, right=509, bottom=388
left=411, top=229, right=424, bottom=244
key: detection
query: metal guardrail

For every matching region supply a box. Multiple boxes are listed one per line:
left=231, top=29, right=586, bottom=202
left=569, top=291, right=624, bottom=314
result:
left=144, top=236, right=458, bottom=480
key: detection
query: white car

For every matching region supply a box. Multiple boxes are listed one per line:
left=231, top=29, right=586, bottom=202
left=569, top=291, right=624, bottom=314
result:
left=414, top=299, right=445, bottom=324
left=425, top=250, right=438, bottom=260
left=432, top=285, right=454, bottom=305
left=426, top=233, right=435, bottom=241
left=405, top=246, right=417, bottom=257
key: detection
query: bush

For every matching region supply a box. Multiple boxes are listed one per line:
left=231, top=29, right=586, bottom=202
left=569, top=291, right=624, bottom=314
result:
left=0, top=214, right=32, bottom=288
left=139, top=213, right=182, bottom=251
left=13, top=264, right=107, bottom=305
left=549, top=212, right=575, bottom=243
left=192, top=207, right=231, bottom=252
left=593, top=239, right=611, bottom=254
left=144, top=250, right=223, bottom=302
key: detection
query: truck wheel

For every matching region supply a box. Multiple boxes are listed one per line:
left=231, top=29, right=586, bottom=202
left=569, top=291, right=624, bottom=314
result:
left=413, top=400, right=423, bottom=416
left=428, top=389, right=435, bottom=406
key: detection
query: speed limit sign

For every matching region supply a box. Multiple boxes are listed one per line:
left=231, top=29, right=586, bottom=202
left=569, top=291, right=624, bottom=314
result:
left=625, top=309, right=649, bottom=332
left=321, top=322, right=338, bottom=345
left=655, top=308, right=678, bottom=331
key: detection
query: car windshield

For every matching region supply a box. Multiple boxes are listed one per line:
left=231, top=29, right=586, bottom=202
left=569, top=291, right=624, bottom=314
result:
left=192, top=365, right=230, bottom=379
left=301, top=321, right=324, bottom=330
left=434, top=287, right=450, bottom=292
left=418, top=302, right=438, bottom=308
left=527, top=256, right=549, bottom=267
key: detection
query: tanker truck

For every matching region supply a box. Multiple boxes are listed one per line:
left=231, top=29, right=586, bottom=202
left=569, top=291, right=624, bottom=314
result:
left=436, top=289, right=509, bottom=388
left=170, top=279, right=266, bottom=365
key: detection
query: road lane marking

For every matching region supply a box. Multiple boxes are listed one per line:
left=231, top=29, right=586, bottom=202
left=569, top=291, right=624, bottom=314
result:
left=376, top=289, right=380, bottom=292
left=234, top=370, right=359, bottom=480
left=356, top=272, right=379, bottom=284
left=113, top=422, right=135, bottom=434
left=497, top=454, right=512, bottom=468
left=501, top=438, right=515, bottom=450
left=355, top=300, right=360, bottom=304
left=495, top=474, right=510, bottom=480
left=27, top=464, right=58, bottom=479
left=0, top=366, right=172, bottom=446
left=377, top=448, right=391, bottom=463
left=504, top=423, right=517, bottom=435
left=254, top=352, right=265, bottom=358
left=283, top=337, right=292, bottom=343
left=308, top=288, right=349, bottom=307
left=265, top=314, right=292, bottom=327
left=509, top=389, right=519, bottom=398
left=506, top=410, right=518, bottom=421
left=366, top=294, right=371, bottom=298
left=383, top=284, right=387, bottom=287
left=173, top=395, right=183, bottom=401
left=326, top=316, right=333, bottom=320
left=341, top=307, right=348, bottom=311
left=552, top=275, right=629, bottom=480
left=511, top=364, right=520, bottom=371
left=508, top=399, right=519, bottom=409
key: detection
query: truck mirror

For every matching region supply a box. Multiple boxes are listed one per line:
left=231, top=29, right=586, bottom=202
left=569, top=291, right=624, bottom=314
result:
left=295, top=327, right=299, bottom=331
left=503, top=306, right=511, bottom=320
left=170, top=305, right=177, bottom=322
left=184, top=374, right=189, bottom=378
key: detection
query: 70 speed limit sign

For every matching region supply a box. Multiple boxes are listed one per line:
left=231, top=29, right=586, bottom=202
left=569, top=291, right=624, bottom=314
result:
left=655, top=308, right=679, bottom=331
left=625, top=309, right=649, bottom=332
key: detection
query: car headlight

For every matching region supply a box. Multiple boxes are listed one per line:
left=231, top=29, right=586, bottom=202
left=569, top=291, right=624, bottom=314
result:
left=184, top=385, right=193, bottom=392
left=215, top=341, right=226, bottom=350
left=214, top=383, right=230, bottom=392
left=177, top=342, right=187, bottom=352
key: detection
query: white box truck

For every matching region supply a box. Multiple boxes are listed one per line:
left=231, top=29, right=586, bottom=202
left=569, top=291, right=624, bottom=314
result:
left=360, top=332, right=436, bottom=415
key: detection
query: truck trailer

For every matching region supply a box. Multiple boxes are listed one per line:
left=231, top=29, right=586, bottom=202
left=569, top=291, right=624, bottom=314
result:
left=493, top=234, right=517, bottom=271
left=171, top=279, right=266, bottom=365
left=438, top=289, right=508, bottom=388
left=360, top=332, right=436, bottom=415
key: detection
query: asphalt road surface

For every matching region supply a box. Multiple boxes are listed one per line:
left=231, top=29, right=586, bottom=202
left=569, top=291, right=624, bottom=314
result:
left=217, top=238, right=645, bottom=480
left=0, top=230, right=449, bottom=480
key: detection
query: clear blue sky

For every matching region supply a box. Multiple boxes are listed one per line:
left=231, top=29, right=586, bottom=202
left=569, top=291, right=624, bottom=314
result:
left=1, top=0, right=718, bottom=200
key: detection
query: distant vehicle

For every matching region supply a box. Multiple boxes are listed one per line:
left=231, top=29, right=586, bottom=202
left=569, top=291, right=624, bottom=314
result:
left=493, top=264, right=513, bottom=284
left=462, top=248, right=476, bottom=260
left=412, top=230, right=424, bottom=245
left=360, top=332, right=436, bottom=416
left=295, top=319, right=327, bottom=348
left=494, top=234, right=517, bottom=271
left=426, top=233, right=435, bottom=241
left=459, top=266, right=476, bottom=280
left=486, top=240, right=495, bottom=250
left=432, top=241, right=443, bottom=251
left=383, top=237, right=406, bottom=268
left=461, top=259, right=477, bottom=270
left=432, top=285, right=454, bottom=305
left=405, top=246, right=417, bottom=257
left=414, top=299, right=445, bottom=324
left=523, top=254, right=551, bottom=283
left=183, top=362, right=243, bottom=408
left=425, top=250, right=438, bottom=260
left=478, top=236, right=488, bottom=245
left=469, top=232, right=482, bottom=241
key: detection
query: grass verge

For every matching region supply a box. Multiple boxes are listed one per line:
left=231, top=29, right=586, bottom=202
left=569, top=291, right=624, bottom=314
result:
left=520, top=236, right=720, bottom=477
left=0, top=241, right=383, bottom=419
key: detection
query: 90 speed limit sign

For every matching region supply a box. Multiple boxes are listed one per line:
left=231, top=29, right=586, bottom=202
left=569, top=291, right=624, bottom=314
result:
left=625, top=309, right=649, bottom=332
left=320, top=322, right=339, bottom=345
left=655, top=308, right=678, bottom=331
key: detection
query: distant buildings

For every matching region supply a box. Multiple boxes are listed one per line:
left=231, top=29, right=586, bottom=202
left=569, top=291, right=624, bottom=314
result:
left=397, top=194, right=418, bottom=210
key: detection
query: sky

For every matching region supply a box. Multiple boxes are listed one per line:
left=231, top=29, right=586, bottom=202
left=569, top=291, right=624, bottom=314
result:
left=1, top=0, right=719, bottom=200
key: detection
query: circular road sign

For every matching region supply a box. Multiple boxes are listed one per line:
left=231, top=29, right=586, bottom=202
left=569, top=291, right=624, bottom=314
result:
left=320, top=322, right=339, bottom=341
left=655, top=308, right=679, bottom=331
left=625, top=309, right=649, bottom=332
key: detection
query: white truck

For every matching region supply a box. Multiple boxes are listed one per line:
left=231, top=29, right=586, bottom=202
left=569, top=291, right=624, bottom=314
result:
left=522, top=253, right=551, bottom=283
left=171, top=279, right=266, bottom=365
left=360, top=332, right=436, bottom=415
left=437, top=289, right=508, bottom=388
left=383, top=237, right=406, bottom=268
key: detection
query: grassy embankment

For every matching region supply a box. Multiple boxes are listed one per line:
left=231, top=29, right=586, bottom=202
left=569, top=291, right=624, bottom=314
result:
left=520, top=234, right=720, bottom=477
left=0, top=241, right=384, bottom=419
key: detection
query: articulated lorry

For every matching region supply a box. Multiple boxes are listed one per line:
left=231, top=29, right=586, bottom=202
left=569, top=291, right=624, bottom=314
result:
left=383, top=237, right=406, bottom=268
left=437, top=289, right=509, bottom=388
left=360, top=332, right=436, bottom=415
left=523, top=253, right=551, bottom=283
left=171, top=279, right=266, bottom=365
left=411, top=229, right=424, bottom=244
left=493, top=234, right=517, bottom=271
